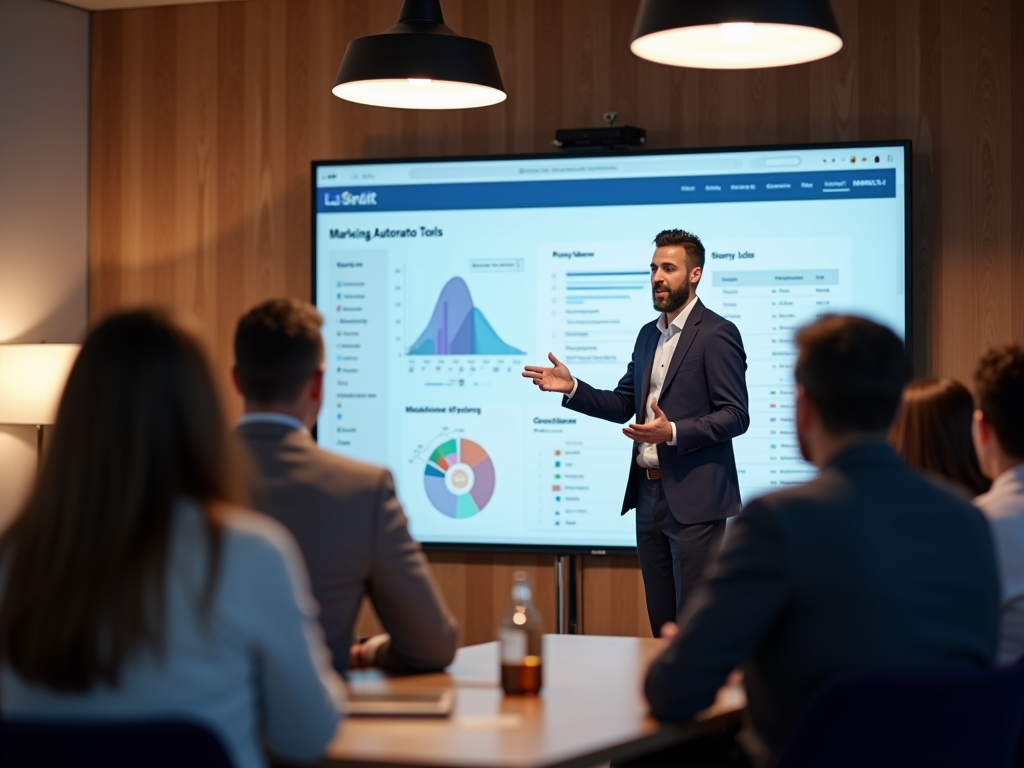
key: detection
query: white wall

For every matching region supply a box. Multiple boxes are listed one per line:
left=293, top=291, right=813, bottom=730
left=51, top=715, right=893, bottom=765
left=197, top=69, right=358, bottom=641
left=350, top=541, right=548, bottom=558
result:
left=0, top=0, right=90, bottom=527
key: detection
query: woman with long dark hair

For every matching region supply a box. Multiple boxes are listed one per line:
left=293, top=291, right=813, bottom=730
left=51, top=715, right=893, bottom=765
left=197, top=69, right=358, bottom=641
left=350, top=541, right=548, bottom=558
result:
left=0, top=309, right=341, bottom=768
left=890, top=377, right=990, bottom=496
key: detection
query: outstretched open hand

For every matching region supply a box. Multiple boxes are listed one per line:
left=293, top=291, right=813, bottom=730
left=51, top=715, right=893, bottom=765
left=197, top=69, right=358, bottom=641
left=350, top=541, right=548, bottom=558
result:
left=522, top=352, right=575, bottom=394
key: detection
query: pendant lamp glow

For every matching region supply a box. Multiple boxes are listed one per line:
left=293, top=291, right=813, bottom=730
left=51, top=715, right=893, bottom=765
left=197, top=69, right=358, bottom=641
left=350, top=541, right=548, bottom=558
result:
left=333, top=0, right=506, bottom=110
left=631, top=0, right=843, bottom=69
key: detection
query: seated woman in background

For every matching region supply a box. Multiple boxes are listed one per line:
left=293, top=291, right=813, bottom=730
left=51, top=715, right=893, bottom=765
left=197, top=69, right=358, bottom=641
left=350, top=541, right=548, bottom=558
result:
left=0, top=309, right=342, bottom=768
left=889, top=377, right=990, bottom=496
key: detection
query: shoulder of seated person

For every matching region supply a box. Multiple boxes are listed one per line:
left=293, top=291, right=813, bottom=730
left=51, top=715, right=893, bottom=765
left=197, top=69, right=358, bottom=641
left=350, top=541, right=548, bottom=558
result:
left=218, top=505, right=299, bottom=551
left=306, top=446, right=391, bottom=486
left=741, top=477, right=837, bottom=512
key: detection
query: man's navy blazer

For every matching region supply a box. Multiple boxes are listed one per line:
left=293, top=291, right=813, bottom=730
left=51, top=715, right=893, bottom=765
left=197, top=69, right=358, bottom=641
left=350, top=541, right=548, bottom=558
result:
left=644, top=442, right=1000, bottom=764
left=562, top=298, right=749, bottom=524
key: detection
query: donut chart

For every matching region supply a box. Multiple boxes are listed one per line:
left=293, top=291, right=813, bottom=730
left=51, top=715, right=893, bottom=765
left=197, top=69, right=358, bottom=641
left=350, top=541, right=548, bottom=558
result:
left=423, top=438, right=495, bottom=519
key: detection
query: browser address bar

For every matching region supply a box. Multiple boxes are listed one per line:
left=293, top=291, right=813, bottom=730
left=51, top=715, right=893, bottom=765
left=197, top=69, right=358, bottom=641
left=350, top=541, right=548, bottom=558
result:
left=408, top=156, right=744, bottom=180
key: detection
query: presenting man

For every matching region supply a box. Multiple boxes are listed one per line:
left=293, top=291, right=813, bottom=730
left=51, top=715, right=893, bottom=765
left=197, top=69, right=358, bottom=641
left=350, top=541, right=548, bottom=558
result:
left=523, top=230, right=749, bottom=634
left=644, top=315, right=999, bottom=767
left=233, top=298, right=458, bottom=674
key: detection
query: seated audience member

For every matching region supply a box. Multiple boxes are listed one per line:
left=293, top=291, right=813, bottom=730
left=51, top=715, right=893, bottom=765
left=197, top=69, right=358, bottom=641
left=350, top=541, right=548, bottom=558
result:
left=644, top=315, right=999, bottom=768
left=0, top=310, right=342, bottom=768
left=972, top=344, right=1024, bottom=666
left=232, top=298, right=458, bottom=673
left=889, top=377, right=990, bottom=496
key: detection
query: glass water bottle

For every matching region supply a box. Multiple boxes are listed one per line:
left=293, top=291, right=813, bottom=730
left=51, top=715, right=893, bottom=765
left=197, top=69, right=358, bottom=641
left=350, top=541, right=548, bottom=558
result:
left=499, top=570, right=543, bottom=694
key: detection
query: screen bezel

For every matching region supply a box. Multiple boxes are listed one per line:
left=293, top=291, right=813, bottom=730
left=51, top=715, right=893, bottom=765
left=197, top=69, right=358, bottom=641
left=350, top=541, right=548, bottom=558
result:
left=311, top=139, right=913, bottom=555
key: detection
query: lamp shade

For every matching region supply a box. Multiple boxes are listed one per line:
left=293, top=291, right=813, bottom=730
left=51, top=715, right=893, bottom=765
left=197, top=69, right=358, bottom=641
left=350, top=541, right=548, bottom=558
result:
left=631, top=0, right=843, bottom=69
left=332, top=0, right=506, bottom=110
left=0, top=344, right=80, bottom=426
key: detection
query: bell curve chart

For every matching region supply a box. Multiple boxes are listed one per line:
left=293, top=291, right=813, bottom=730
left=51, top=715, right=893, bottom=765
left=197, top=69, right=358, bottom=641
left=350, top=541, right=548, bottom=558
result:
left=423, top=437, right=496, bottom=518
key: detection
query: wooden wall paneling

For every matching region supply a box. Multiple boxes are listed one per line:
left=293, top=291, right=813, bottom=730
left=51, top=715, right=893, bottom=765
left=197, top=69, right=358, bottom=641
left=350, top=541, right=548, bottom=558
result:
left=176, top=3, right=218, bottom=330
left=89, top=0, right=1024, bottom=643
left=1014, top=0, right=1024, bottom=349
left=857, top=1, right=896, bottom=140
left=581, top=555, right=652, bottom=638
left=355, top=554, right=561, bottom=648
left=88, top=11, right=122, bottom=315
left=531, top=0, right=563, bottom=148
left=499, top=0, right=538, bottom=155
left=608, top=2, right=639, bottom=135
left=936, top=0, right=1014, bottom=386
left=820, top=0, right=859, bottom=144
left=425, top=553, right=558, bottom=647
left=774, top=63, right=810, bottom=147
left=909, top=0, right=938, bottom=375
left=936, top=0, right=970, bottom=384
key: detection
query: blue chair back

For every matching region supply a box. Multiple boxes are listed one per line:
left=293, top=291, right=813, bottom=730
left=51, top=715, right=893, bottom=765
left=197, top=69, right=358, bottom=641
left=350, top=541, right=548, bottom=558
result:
left=773, top=666, right=1024, bottom=768
left=0, top=718, right=235, bottom=768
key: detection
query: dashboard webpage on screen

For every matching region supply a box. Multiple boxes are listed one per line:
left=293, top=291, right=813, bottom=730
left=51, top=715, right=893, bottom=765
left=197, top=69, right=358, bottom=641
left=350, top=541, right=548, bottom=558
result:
left=312, top=143, right=910, bottom=551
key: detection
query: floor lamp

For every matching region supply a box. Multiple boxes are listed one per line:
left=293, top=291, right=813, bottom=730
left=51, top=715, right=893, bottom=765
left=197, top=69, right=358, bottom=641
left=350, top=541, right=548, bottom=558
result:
left=0, top=344, right=81, bottom=465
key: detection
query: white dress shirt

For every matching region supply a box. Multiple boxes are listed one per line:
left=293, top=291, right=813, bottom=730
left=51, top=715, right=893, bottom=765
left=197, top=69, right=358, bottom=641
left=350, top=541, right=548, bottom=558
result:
left=974, top=464, right=1024, bottom=665
left=566, top=296, right=697, bottom=469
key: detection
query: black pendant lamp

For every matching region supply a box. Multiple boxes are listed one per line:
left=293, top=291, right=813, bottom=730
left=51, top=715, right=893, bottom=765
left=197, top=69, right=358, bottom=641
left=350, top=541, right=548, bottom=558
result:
left=332, top=0, right=506, bottom=110
left=631, top=0, right=843, bottom=69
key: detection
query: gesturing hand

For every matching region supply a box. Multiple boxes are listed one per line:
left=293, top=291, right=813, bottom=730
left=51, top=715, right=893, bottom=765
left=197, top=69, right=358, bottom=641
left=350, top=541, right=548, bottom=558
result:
left=522, top=352, right=574, bottom=394
left=623, top=399, right=673, bottom=444
left=659, top=621, right=679, bottom=642
left=350, top=642, right=368, bottom=669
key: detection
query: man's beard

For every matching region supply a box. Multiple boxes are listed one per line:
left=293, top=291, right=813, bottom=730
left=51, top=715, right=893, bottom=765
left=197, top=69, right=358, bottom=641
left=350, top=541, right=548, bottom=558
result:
left=652, top=282, right=690, bottom=313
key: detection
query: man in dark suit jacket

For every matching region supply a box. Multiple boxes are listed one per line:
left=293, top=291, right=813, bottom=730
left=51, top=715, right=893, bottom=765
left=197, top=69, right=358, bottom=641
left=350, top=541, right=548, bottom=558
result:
left=644, top=315, right=1000, bottom=767
left=233, top=298, right=458, bottom=674
left=524, top=230, right=749, bottom=634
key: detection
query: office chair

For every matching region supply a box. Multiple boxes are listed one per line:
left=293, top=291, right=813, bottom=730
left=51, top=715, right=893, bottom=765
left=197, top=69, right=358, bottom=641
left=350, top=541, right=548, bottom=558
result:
left=772, top=666, right=1024, bottom=768
left=0, top=717, right=235, bottom=768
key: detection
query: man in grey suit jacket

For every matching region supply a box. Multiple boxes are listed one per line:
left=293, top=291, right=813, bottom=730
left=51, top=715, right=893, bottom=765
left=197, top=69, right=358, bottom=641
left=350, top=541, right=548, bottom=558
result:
left=642, top=315, right=1000, bottom=767
left=233, top=298, right=458, bottom=673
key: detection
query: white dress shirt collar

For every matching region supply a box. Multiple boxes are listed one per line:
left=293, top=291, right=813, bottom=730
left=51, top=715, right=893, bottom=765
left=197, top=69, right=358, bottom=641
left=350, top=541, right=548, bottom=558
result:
left=237, top=412, right=308, bottom=433
left=656, top=295, right=699, bottom=336
left=986, top=464, right=1024, bottom=498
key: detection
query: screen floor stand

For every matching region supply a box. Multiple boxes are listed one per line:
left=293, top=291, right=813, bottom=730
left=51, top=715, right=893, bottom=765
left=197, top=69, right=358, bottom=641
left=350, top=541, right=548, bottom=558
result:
left=554, top=555, right=580, bottom=634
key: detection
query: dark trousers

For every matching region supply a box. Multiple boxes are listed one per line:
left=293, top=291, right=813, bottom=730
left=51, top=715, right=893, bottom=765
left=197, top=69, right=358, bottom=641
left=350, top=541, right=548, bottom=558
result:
left=636, top=477, right=727, bottom=636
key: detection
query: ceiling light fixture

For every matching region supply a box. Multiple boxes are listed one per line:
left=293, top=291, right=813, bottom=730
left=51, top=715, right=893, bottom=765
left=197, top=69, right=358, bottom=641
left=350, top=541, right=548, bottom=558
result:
left=332, top=0, right=506, bottom=110
left=630, top=0, right=843, bottom=70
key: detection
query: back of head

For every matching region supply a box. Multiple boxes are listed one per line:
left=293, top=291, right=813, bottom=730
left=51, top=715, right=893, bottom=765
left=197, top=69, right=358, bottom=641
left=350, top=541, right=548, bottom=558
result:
left=795, top=314, right=910, bottom=435
left=234, top=298, right=324, bottom=405
left=890, top=378, right=990, bottom=495
left=974, top=344, right=1024, bottom=461
left=0, top=308, right=238, bottom=691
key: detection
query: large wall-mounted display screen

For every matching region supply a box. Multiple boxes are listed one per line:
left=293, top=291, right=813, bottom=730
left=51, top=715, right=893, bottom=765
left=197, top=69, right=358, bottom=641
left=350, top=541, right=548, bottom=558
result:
left=313, top=142, right=910, bottom=552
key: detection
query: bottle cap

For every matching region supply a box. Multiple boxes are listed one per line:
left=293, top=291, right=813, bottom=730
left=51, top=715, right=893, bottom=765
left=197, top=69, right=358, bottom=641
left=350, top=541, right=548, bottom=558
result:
left=512, top=571, right=531, bottom=603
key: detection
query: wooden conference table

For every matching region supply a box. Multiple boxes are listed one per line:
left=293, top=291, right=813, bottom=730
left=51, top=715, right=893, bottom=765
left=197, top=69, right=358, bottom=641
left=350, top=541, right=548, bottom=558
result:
left=322, top=634, right=747, bottom=768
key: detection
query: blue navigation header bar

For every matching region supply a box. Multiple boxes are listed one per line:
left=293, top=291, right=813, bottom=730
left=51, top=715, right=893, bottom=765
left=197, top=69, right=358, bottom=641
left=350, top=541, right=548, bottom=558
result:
left=316, top=168, right=896, bottom=213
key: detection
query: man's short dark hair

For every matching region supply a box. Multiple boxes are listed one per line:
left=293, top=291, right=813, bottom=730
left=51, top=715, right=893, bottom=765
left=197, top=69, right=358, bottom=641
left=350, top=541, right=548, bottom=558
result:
left=794, top=315, right=910, bottom=434
left=974, top=344, right=1024, bottom=458
left=653, top=229, right=705, bottom=271
left=234, top=298, right=324, bottom=404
